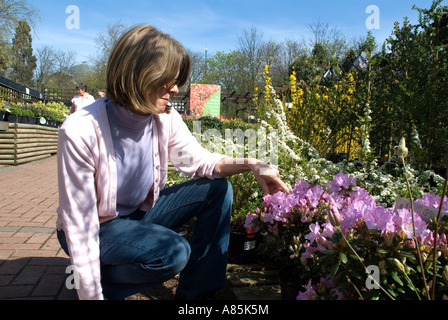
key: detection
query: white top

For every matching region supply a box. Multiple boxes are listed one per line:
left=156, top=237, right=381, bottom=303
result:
left=71, top=94, right=95, bottom=112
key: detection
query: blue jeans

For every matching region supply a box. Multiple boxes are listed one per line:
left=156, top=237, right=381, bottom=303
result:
left=58, top=178, right=233, bottom=300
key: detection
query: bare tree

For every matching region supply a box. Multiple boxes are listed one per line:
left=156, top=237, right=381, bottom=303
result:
left=307, top=19, right=347, bottom=61
left=259, top=40, right=285, bottom=86
left=281, top=38, right=308, bottom=70
left=237, top=26, right=265, bottom=92
left=95, top=20, right=128, bottom=62
left=46, top=49, right=77, bottom=88
left=90, top=20, right=128, bottom=90
left=34, top=45, right=55, bottom=87
left=0, top=0, right=40, bottom=36
left=187, top=48, right=206, bottom=87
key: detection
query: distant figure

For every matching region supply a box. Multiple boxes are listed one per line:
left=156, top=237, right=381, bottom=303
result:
left=97, top=89, right=106, bottom=99
left=70, top=83, right=95, bottom=114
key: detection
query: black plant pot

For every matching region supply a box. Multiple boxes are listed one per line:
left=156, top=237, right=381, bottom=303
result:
left=18, top=115, right=28, bottom=124
left=28, top=116, right=38, bottom=125
left=47, top=120, right=58, bottom=128
left=228, top=231, right=259, bottom=265
left=7, top=113, right=19, bottom=123
left=278, top=264, right=302, bottom=300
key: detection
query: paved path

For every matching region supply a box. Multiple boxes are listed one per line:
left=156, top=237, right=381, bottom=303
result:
left=0, top=156, right=77, bottom=300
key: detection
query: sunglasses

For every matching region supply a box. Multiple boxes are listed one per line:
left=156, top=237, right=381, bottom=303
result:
left=164, top=78, right=179, bottom=90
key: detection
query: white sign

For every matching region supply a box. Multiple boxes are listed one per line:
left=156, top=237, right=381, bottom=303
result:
left=394, top=197, right=447, bottom=223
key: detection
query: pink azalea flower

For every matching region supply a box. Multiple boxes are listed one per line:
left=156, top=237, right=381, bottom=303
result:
left=305, top=223, right=322, bottom=244
left=245, top=172, right=448, bottom=300
left=415, top=193, right=448, bottom=212
left=393, top=208, right=428, bottom=239
left=328, top=197, right=342, bottom=227
left=244, top=212, right=260, bottom=231
left=296, top=279, right=316, bottom=300
left=329, top=172, right=356, bottom=192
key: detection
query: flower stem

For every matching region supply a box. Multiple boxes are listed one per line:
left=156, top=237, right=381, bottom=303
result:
left=346, top=275, right=364, bottom=300
left=401, top=156, right=431, bottom=300
left=404, top=270, right=421, bottom=300
left=431, top=164, right=448, bottom=300
left=336, top=226, right=395, bottom=300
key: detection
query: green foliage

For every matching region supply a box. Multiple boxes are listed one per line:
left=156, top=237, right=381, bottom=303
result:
left=369, top=0, right=448, bottom=169
left=10, top=20, right=37, bottom=85
left=4, top=101, right=69, bottom=122
left=0, top=0, right=40, bottom=74
left=279, top=1, right=448, bottom=171
left=181, top=115, right=262, bottom=226
left=227, top=172, right=262, bottom=232
left=182, top=115, right=257, bottom=136
left=30, top=101, right=69, bottom=122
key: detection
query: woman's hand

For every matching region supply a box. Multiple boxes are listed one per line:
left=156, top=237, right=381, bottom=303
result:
left=248, top=161, right=290, bottom=196
left=215, top=158, right=290, bottom=196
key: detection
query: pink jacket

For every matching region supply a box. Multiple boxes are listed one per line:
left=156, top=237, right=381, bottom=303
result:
left=56, top=98, right=226, bottom=300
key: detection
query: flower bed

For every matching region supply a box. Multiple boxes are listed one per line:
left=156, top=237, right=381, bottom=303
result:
left=0, top=100, right=69, bottom=126
left=245, top=172, right=448, bottom=300
left=169, top=63, right=448, bottom=300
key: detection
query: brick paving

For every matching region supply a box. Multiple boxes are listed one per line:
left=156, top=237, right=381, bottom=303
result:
left=0, top=156, right=78, bottom=300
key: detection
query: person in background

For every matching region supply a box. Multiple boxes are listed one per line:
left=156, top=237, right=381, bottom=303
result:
left=57, top=24, right=290, bottom=300
left=70, top=83, right=95, bottom=114
left=97, top=89, right=106, bottom=99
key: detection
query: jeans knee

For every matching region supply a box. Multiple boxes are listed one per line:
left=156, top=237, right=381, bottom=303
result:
left=167, top=236, right=191, bottom=274
left=207, top=179, right=232, bottom=227
left=212, top=179, right=233, bottom=204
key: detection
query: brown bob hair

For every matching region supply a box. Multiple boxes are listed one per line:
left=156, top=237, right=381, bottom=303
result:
left=106, top=24, right=191, bottom=115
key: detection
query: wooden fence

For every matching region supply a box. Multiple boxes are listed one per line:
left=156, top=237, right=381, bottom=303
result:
left=0, top=75, right=74, bottom=106
left=0, top=122, right=58, bottom=166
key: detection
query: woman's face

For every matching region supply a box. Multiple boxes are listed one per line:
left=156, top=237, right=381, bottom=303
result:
left=149, top=77, right=180, bottom=114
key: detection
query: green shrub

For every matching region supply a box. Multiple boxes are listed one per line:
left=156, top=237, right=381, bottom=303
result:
left=3, top=101, right=69, bottom=123
left=182, top=115, right=257, bottom=136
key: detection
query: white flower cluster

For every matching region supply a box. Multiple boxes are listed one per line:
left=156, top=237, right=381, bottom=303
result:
left=168, top=85, right=445, bottom=210
left=256, top=85, right=445, bottom=208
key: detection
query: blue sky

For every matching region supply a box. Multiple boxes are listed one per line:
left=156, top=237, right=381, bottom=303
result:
left=29, top=0, right=443, bottom=64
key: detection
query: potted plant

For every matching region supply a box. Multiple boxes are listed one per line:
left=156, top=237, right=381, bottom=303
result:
left=21, top=108, right=35, bottom=124
left=0, top=100, right=6, bottom=121
left=227, top=172, right=263, bottom=264
left=6, top=106, right=20, bottom=123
